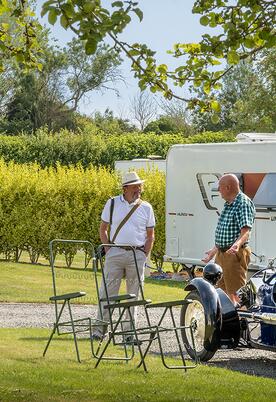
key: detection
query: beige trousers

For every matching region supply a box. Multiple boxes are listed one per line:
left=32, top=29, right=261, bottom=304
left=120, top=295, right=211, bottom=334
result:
left=215, top=246, right=251, bottom=294
left=96, top=247, right=146, bottom=336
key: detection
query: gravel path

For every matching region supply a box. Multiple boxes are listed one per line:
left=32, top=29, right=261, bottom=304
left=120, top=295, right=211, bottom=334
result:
left=1, top=302, right=276, bottom=379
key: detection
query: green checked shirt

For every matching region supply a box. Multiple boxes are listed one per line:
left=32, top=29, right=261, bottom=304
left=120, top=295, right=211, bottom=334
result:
left=215, top=192, right=255, bottom=249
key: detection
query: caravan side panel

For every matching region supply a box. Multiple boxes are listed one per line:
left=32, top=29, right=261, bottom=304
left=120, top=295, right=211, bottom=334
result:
left=165, top=142, right=276, bottom=268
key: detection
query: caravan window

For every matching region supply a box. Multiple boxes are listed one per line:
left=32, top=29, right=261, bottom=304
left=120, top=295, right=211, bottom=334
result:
left=242, top=173, right=276, bottom=209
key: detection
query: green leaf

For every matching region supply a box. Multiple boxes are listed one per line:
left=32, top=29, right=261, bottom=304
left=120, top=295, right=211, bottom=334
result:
left=48, top=9, right=57, bottom=25
left=111, top=11, right=122, bottom=23
left=112, top=1, right=123, bottom=7
left=128, top=49, right=141, bottom=56
left=211, top=100, right=221, bottom=112
left=193, top=80, right=201, bottom=88
left=85, top=39, right=97, bottom=55
left=150, top=85, right=157, bottom=93
left=138, top=81, right=147, bottom=91
left=259, top=29, right=271, bottom=40
left=200, top=16, right=209, bottom=26
left=213, top=83, right=222, bottom=90
left=40, top=6, right=48, bottom=18
left=209, top=22, right=217, bottom=28
left=41, top=0, right=56, bottom=8
left=124, top=14, right=131, bottom=24
left=244, top=38, right=255, bottom=49
left=62, top=3, right=75, bottom=18
left=60, top=14, right=69, bottom=29
left=266, top=35, right=276, bottom=48
left=227, top=51, right=240, bottom=65
left=203, top=82, right=211, bottom=95
left=210, top=58, right=221, bottom=65
left=133, top=8, right=143, bottom=22
left=83, top=2, right=96, bottom=13
left=214, top=49, right=223, bottom=58
left=156, top=64, right=167, bottom=74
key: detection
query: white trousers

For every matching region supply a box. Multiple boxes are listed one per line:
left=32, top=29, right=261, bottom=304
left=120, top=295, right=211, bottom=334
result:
left=96, top=247, right=146, bottom=335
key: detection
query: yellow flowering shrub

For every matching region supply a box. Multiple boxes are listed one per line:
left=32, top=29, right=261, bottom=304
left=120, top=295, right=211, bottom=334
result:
left=0, top=161, right=165, bottom=265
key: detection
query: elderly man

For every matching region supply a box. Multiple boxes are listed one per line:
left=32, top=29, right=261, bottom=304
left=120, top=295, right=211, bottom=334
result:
left=203, top=174, right=255, bottom=305
left=94, top=171, right=155, bottom=341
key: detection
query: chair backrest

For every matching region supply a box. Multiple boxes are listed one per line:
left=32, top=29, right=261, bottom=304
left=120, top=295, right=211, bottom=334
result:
left=49, top=239, right=96, bottom=319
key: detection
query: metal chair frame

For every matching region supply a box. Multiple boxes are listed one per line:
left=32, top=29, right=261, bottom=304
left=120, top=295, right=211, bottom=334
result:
left=140, top=300, right=198, bottom=370
left=91, top=243, right=151, bottom=363
left=93, top=244, right=198, bottom=372
left=43, top=239, right=107, bottom=362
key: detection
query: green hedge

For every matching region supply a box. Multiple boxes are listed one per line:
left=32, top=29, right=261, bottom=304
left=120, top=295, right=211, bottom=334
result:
left=0, top=129, right=235, bottom=169
left=0, top=130, right=106, bottom=168
left=0, top=160, right=165, bottom=265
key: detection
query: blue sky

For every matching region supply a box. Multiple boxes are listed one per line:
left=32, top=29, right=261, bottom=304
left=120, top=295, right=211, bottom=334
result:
left=37, top=0, right=207, bottom=118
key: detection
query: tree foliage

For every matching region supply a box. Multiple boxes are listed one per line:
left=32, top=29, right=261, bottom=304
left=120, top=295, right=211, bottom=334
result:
left=92, top=108, right=136, bottom=134
left=192, top=48, right=276, bottom=132
left=0, top=35, right=122, bottom=133
left=1, top=1, right=275, bottom=112
left=144, top=116, right=186, bottom=135
left=63, top=39, right=122, bottom=111
left=157, top=99, right=193, bottom=136
left=0, top=0, right=43, bottom=72
left=40, top=0, right=276, bottom=113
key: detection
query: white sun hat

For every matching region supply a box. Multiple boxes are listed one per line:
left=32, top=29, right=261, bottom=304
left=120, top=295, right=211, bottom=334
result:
left=122, top=171, right=145, bottom=186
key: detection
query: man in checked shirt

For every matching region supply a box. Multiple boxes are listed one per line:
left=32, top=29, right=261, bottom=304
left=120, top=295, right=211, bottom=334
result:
left=202, top=174, right=255, bottom=305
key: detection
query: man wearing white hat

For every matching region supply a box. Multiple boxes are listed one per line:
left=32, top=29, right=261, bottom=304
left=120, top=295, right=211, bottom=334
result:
left=94, top=171, right=155, bottom=342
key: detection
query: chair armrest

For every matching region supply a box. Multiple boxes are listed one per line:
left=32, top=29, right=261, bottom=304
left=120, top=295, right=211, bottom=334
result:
left=104, top=299, right=152, bottom=309
left=49, top=291, right=86, bottom=301
left=100, top=294, right=136, bottom=302
left=146, top=299, right=192, bottom=309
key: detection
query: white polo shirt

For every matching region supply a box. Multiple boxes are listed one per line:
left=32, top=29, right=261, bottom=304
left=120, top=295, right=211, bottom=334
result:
left=101, top=195, right=155, bottom=246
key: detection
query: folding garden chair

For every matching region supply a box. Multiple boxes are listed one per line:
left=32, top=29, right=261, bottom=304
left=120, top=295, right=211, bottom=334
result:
left=43, top=239, right=107, bottom=363
left=140, top=299, right=198, bottom=371
left=91, top=243, right=153, bottom=367
left=93, top=244, right=198, bottom=372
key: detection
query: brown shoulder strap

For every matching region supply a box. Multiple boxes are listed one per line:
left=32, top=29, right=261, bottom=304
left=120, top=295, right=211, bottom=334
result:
left=111, top=199, right=142, bottom=243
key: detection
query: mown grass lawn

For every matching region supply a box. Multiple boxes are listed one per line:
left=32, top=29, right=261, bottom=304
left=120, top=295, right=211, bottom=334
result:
left=1, top=328, right=276, bottom=402
left=1, top=261, right=276, bottom=401
left=0, top=260, right=186, bottom=304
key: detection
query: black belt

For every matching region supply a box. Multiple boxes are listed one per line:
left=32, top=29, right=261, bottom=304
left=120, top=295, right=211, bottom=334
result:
left=217, top=244, right=248, bottom=252
left=119, top=245, right=145, bottom=252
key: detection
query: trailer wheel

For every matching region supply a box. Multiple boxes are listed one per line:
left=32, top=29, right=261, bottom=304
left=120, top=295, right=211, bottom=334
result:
left=180, top=290, right=218, bottom=362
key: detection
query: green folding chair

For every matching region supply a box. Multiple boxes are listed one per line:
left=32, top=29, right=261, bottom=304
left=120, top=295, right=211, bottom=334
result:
left=92, top=243, right=155, bottom=370
left=93, top=244, right=198, bottom=372
left=139, top=299, right=198, bottom=371
left=43, top=239, right=107, bottom=363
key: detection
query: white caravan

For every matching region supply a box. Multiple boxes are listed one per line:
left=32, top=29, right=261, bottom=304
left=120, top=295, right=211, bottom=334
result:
left=115, top=158, right=166, bottom=174
left=164, top=140, right=276, bottom=273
